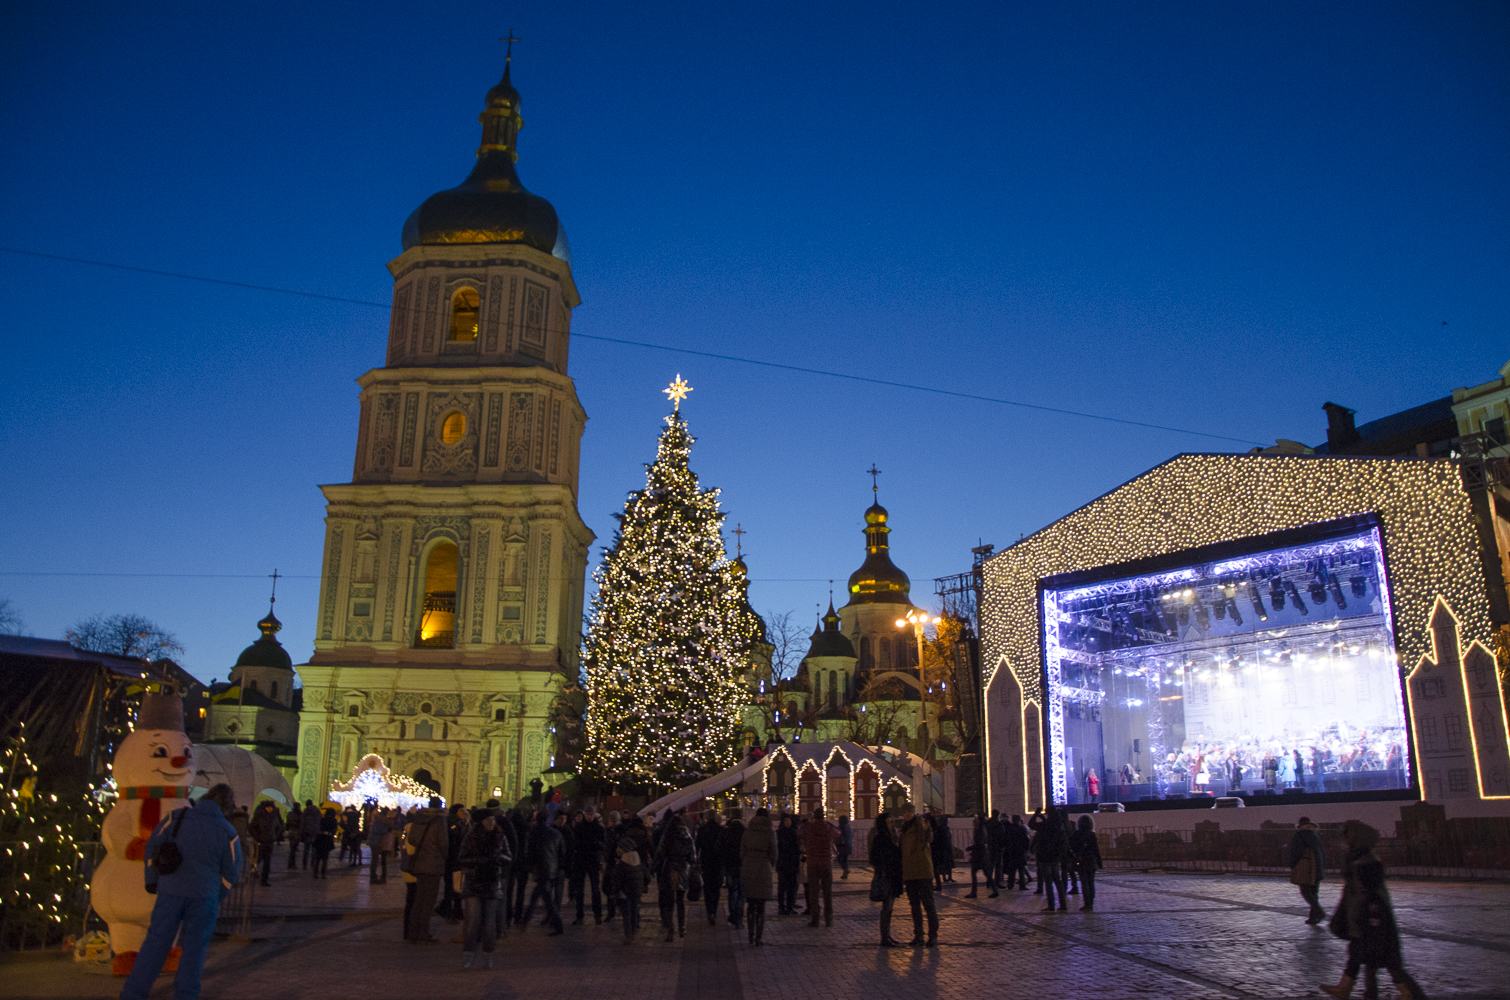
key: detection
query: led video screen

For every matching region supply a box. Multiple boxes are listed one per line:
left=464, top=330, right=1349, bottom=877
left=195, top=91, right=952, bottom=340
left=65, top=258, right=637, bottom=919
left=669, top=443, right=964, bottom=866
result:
left=1040, top=518, right=1411, bottom=805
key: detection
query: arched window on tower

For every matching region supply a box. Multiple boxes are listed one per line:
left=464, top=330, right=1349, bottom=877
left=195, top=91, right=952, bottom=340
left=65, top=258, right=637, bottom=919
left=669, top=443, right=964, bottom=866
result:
left=449, top=287, right=480, bottom=342
left=271, top=681, right=279, bottom=700
left=860, top=636, right=873, bottom=673
left=880, top=637, right=892, bottom=670
left=415, top=541, right=459, bottom=648
left=829, top=671, right=838, bottom=709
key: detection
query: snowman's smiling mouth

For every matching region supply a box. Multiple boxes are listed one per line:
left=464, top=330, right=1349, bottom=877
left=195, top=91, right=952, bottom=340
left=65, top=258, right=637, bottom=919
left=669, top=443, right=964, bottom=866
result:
left=153, top=767, right=191, bottom=779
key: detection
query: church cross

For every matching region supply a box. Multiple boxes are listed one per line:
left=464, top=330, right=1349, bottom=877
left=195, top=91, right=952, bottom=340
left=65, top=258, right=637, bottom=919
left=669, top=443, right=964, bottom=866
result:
left=866, top=464, right=882, bottom=496
left=732, top=523, right=747, bottom=556
left=500, top=30, right=522, bottom=64
left=268, top=569, right=281, bottom=607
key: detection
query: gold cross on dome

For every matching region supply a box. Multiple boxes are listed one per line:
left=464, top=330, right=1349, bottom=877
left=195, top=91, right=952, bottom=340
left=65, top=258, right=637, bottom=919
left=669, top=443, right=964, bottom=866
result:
left=664, top=374, right=693, bottom=412
left=500, top=30, right=522, bottom=62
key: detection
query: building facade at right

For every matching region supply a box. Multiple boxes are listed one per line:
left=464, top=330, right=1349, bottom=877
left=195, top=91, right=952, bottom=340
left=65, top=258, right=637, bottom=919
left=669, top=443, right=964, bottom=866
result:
left=980, top=453, right=1510, bottom=826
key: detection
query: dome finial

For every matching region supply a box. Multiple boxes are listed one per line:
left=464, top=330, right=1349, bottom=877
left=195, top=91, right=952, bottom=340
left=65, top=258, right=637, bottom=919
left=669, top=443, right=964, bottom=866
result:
left=867, top=463, right=882, bottom=500
left=500, top=29, right=522, bottom=73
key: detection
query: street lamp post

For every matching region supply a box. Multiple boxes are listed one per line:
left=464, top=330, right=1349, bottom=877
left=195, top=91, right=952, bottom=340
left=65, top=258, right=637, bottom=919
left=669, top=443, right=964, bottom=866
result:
left=895, top=610, right=941, bottom=753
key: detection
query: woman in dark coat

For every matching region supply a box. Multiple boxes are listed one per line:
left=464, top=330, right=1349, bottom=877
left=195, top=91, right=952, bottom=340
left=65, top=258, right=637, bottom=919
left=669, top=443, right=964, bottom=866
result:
left=1067, top=814, right=1103, bottom=910
left=612, top=826, right=648, bottom=944
left=868, top=809, right=905, bottom=947
left=965, top=814, right=996, bottom=898
left=740, top=809, right=776, bottom=946
left=775, top=814, right=802, bottom=916
left=458, top=808, right=512, bottom=968
left=652, top=812, right=695, bottom=941
left=1321, top=820, right=1423, bottom=1000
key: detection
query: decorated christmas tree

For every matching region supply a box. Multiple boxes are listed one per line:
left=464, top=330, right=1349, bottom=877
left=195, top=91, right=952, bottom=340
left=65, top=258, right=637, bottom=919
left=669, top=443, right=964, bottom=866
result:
left=582, top=377, right=761, bottom=788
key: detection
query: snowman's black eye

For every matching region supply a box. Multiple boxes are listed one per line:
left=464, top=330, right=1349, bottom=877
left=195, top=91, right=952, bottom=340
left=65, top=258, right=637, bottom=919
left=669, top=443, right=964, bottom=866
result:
left=152, top=747, right=168, bottom=757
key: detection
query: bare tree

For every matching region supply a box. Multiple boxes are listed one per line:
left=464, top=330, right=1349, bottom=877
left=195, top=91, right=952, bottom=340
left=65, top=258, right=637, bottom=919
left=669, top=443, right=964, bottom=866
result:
left=67, top=613, right=184, bottom=662
left=0, top=598, right=24, bottom=636
left=764, top=610, right=808, bottom=682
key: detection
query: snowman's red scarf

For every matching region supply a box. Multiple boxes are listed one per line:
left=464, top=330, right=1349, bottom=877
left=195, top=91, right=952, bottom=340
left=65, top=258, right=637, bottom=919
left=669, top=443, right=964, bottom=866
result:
left=123, top=786, right=194, bottom=840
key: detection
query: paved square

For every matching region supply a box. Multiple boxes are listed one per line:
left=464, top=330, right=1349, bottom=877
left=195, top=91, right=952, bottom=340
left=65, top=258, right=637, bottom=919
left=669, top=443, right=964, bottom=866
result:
left=5, top=863, right=1507, bottom=999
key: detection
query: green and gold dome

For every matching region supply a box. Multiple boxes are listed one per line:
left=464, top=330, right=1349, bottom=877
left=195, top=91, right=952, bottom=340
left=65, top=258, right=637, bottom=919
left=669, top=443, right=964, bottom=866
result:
left=845, top=501, right=914, bottom=606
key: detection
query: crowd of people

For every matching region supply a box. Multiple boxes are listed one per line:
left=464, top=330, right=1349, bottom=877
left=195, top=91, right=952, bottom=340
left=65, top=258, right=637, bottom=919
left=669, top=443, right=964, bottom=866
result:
left=225, top=793, right=1421, bottom=998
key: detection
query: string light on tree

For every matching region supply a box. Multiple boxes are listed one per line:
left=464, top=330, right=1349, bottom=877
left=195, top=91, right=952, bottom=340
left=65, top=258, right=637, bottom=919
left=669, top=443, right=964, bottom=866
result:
left=581, top=376, right=761, bottom=788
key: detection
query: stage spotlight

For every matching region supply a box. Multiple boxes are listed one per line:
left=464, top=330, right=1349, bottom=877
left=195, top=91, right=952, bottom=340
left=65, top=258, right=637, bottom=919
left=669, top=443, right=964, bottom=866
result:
left=1310, top=579, right=1328, bottom=605
left=1351, top=575, right=1367, bottom=598
left=1284, top=580, right=1308, bottom=616
left=1329, top=578, right=1347, bottom=609
left=1269, top=577, right=1285, bottom=610
left=1247, top=582, right=1268, bottom=622
left=1195, top=602, right=1210, bottom=630
left=1229, top=602, right=1243, bottom=627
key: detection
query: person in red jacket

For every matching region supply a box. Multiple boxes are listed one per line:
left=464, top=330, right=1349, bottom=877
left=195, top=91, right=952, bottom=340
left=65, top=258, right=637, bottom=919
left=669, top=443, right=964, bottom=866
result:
left=1086, top=770, right=1101, bottom=804
left=800, top=807, right=838, bottom=927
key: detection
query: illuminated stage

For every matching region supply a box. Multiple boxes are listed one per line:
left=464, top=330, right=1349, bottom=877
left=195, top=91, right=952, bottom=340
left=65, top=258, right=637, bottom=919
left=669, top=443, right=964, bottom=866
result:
left=979, top=453, right=1510, bottom=825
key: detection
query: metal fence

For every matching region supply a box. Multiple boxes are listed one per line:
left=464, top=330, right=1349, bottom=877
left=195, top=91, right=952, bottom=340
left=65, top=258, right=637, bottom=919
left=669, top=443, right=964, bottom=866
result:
left=1099, top=826, right=1510, bottom=880
left=216, top=841, right=258, bottom=938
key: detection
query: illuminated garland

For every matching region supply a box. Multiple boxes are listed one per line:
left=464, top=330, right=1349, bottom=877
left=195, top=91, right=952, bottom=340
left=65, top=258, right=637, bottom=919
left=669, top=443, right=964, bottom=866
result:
left=329, top=754, right=439, bottom=810
left=581, top=412, right=762, bottom=787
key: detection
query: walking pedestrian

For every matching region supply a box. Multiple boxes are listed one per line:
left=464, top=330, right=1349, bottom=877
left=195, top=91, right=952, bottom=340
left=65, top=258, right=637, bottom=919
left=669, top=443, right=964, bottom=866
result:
left=695, top=811, right=725, bottom=925
left=340, top=805, right=362, bottom=867
left=719, top=811, right=746, bottom=928
left=836, top=815, right=853, bottom=880
left=1290, top=816, right=1328, bottom=925
left=440, top=803, right=469, bottom=921
left=775, top=813, right=801, bottom=916
left=801, top=807, right=837, bottom=927
left=868, top=809, right=904, bottom=947
left=521, top=810, right=566, bottom=935
left=367, top=809, right=389, bottom=884
left=1321, top=820, right=1424, bottom=1000
left=1063, top=810, right=1080, bottom=896
left=740, top=808, right=776, bottom=946
left=571, top=808, right=606, bottom=925
left=653, top=811, right=695, bottom=941
left=1007, top=814, right=1032, bottom=890
left=247, top=801, right=282, bottom=887
left=1031, top=807, right=1068, bottom=912
left=298, top=801, right=321, bottom=870
left=612, top=823, right=647, bottom=944
left=119, top=783, right=242, bottom=1000
left=930, top=810, right=954, bottom=889
left=285, top=802, right=302, bottom=870
left=966, top=813, right=996, bottom=898
left=1068, top=815, right=1103, bottom=911
left=985, top=810, right=1006, bottom=891
left=402, top=796, right=448, bottom=942
left=602, top=810, right=621, bottom=924
left=312, top=808, right=337, bottom=878
left=899, top=803, right=938, bottom=946
left=458, top=807, right=511, bottom=969
left=508, top=808, right=531, bottom=925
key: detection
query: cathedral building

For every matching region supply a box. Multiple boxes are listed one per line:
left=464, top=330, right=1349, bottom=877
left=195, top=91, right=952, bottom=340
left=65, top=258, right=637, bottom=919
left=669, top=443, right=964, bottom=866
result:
left=294, top=56, right=593, bottom=807
left=751, top=494, right=950, bottom=756
left=205, top=606, right=300, bottom=778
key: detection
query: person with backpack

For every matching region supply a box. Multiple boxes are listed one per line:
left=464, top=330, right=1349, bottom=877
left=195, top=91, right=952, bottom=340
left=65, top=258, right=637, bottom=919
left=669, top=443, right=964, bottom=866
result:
left=1321, top=821, right=1424, bottom=1000
left=612, top=824, right=648, bottom=944
left=119, top=783, right=241, bottom=1000
left=1290, top=816, right=1327, bottom=925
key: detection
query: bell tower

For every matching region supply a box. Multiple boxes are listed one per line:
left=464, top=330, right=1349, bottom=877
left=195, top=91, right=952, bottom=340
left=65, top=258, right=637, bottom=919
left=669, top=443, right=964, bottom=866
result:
left=296, top=53, right=594, bottom=808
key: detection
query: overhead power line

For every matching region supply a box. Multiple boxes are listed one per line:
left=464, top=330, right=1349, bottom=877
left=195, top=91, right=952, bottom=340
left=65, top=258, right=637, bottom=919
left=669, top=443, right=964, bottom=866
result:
left=0, top=246, right=1265, bottom=445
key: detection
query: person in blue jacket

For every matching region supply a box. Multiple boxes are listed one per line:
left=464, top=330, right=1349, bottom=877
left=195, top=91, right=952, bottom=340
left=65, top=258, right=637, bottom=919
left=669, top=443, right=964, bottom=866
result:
left=120, top=783, right=242, bottom=1000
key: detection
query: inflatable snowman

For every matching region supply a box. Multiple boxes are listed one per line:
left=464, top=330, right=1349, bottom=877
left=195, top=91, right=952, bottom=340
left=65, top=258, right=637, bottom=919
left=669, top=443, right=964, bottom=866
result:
left=90, top=692, right=197, bottom=975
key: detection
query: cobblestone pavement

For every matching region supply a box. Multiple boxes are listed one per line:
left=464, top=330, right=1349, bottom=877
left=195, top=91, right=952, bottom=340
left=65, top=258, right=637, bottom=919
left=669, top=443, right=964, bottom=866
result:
left=5, top=860, right=1508, bottom=999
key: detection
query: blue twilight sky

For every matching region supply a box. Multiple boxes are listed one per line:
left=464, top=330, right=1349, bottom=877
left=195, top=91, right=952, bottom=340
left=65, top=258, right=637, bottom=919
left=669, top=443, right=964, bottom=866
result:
left=1, top=3, right=1506, bottom=684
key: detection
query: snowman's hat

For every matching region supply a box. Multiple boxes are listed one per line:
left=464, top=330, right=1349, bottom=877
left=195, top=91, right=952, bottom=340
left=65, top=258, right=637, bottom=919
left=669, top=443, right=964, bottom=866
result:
left=137, top=692, right=185, bottom=732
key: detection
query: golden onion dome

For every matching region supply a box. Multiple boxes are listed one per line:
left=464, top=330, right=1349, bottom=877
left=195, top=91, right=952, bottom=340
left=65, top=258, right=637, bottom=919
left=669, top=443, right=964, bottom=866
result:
left=401, top=61, right=569, bottom=262
left=844, top=501, right=914, bottom=606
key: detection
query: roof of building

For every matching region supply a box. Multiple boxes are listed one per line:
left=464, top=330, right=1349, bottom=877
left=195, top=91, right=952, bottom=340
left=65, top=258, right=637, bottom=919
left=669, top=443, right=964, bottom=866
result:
left=805, top=601, right=856, bottom=659
left=844, top=501, right=914, bottom=607
left=401, top=62, right=568, bottom=261
left=234, top=608, right=292, bottom=671
left=1313, top=396, right=1456, bottom=456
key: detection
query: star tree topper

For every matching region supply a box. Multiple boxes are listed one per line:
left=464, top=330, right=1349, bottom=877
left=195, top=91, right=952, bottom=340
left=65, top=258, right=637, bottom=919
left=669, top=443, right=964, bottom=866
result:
left=664, top=374, right=693, bottom=412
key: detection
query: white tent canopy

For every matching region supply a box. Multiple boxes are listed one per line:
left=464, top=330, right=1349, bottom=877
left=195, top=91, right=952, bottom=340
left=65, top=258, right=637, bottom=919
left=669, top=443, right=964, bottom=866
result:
left=192, top=744, right=294, bottom=808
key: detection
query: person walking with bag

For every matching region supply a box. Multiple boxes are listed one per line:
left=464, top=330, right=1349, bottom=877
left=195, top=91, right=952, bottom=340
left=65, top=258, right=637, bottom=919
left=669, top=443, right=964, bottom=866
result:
left=612, top=826, right=647, bottom=944
left=119, top=783, right=241, bottom=1000
left=402, top=796, right=448, bottom=942
left=965, top=813, right=995, bottom=898
left=719, top=812, right=746, bottom=928
left=775, top=813, right=801, bottom=916
left=1321, top=821, right=1424, bottom=1000
left=740, top=808, right=776, bottom=946
left=695, top=812, right=725, bottom=925
left=1289, top=816, right=1327, bottom=925
left=868, top=809, right=904, bottom=947
left=247, top=801, right=282, bottom=887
